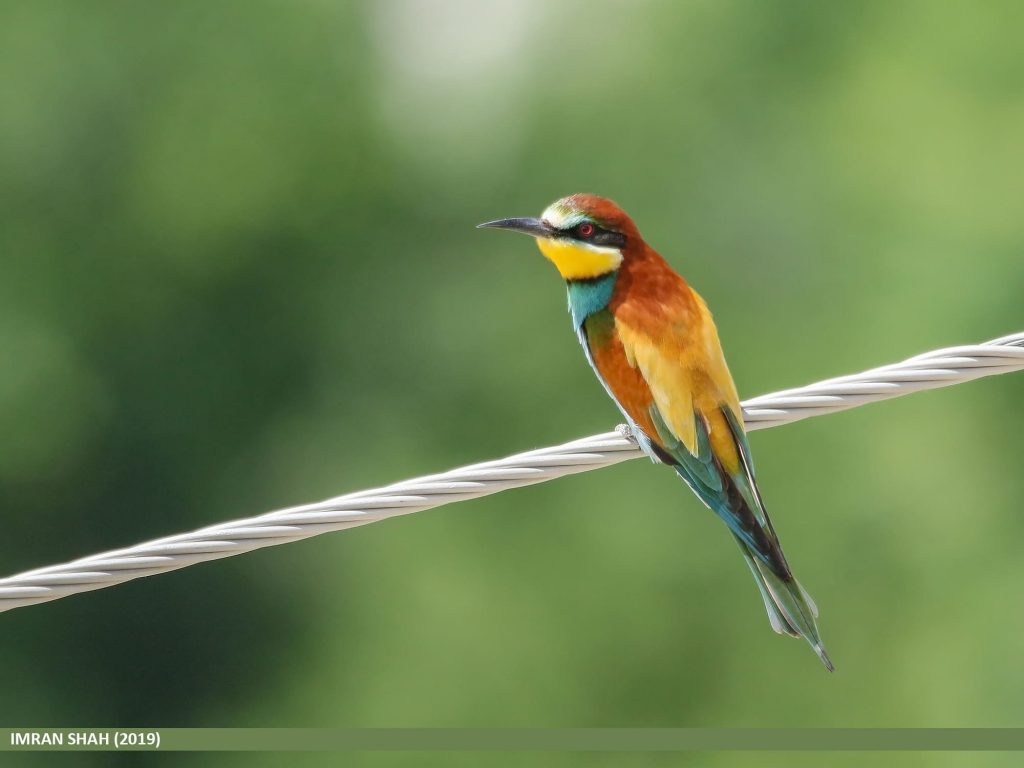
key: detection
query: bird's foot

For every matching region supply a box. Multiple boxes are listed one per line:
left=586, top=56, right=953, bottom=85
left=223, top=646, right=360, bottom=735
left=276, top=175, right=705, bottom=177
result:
left=616, top=422, right=664, bottom=465
left=616, top=423, right=641, bottom=445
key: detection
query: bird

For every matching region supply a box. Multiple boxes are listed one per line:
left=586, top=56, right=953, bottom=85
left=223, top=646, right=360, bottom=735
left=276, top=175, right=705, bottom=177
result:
left=479, top=194, right=832, bottom=671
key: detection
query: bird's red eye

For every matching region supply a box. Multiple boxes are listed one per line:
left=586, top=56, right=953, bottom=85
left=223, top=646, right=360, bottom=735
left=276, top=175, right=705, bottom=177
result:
left=577, top=223, right=594, bottom=238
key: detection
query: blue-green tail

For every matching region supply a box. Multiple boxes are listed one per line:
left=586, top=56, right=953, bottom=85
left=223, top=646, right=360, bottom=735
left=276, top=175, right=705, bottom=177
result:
left=735, top=535, right=833, bottom=671
left=648, top=404, right=833, bottom=670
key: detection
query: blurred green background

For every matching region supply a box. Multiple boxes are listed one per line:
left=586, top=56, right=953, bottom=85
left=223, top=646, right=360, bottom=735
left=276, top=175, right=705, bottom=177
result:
left=1, top=0, right=1023, bottom=765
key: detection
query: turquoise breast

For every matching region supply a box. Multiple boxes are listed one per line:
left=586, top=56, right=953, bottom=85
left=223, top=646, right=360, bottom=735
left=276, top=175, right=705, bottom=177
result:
left=566, top=272, right=617, bottom=329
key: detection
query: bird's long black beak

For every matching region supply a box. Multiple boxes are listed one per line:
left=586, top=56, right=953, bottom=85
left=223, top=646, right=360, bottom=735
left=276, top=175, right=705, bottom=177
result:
left=476, top=217, right=555, bottom=239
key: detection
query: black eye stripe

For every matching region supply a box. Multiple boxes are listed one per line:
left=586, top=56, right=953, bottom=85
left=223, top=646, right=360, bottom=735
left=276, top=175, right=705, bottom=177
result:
left=566, top=222, right=624, bottom=247
left=594, top=230, right=620, bottom=246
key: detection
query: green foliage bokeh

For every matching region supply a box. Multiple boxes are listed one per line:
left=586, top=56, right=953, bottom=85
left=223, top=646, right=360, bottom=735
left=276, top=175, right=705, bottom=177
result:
left=1, top=1, right=1023, bottom=765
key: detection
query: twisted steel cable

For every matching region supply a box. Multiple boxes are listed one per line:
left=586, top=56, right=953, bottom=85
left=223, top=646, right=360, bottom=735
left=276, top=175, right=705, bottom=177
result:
left=1, top=331, right=1022, bottom=614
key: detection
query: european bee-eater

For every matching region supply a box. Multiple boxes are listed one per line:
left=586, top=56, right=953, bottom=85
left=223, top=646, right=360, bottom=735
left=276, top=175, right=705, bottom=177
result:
left=479, top=194, right=832, bottom=670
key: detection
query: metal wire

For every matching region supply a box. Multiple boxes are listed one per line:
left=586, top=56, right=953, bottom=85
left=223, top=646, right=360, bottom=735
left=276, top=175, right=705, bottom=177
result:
left=1, top=331, right=1021, bottom=614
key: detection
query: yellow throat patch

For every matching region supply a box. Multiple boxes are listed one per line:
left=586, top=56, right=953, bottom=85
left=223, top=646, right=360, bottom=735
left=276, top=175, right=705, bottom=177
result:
left=536, top=237, right=623, bottom=280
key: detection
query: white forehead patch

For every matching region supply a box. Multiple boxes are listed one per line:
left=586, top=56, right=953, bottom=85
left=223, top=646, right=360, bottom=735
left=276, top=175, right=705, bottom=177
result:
left=541, top=202, right=588, bottom=230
